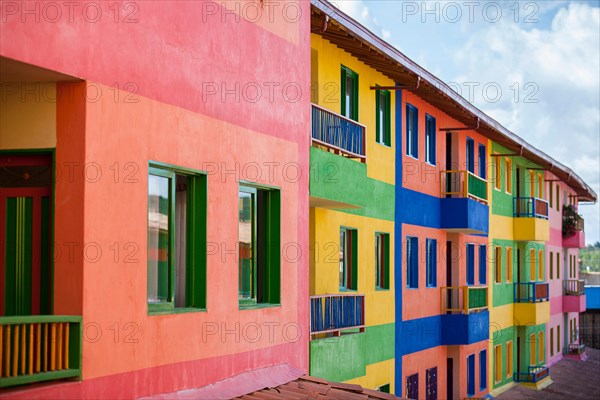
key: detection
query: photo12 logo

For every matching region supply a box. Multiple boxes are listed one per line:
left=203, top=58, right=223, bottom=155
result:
left=1, top=1, right=140, bottom=24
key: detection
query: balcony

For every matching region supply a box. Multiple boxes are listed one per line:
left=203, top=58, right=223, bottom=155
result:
left=311, top=104, right=366, bottom=163
left=513, top=197, right=550, bottom=242
left=514, top=365, right=550, bottom=383
left=309, top=294, right=365, bottom=337
left=564, top=343, right=585, bottom=356
left=440, top=286, right=489, bottom=345
left=0, top=315, right=82, bottom=388
left=439, top=171, right=489, bottom=234
left=563, top=213, right=585, bottom=248
left=514, top=283, right=550, bottom=325
left=563, top=280, right=587, bottom=313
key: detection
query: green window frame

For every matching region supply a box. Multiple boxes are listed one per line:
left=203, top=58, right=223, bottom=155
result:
left=238, top=184, right=281, bottom=307
left=376, top=89, right=391, bottom=146
left=375, top=232, right=390, bottom=290
left=147, top=163, right=207, bottom=314
left=340, top=227, right=358, bottom=290
left=341, top=65, right=359, bottom=121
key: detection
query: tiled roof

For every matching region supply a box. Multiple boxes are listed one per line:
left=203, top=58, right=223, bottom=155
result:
left=235, top=375, right=401, bottom=400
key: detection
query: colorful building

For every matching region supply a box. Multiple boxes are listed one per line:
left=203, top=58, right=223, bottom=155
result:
left=1, top=1, right=310, bottom=398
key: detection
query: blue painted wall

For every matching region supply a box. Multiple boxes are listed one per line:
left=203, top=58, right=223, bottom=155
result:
left=440, top=198, right=489, bottom=234
left=394, top=87, right=404, bottom=395
left=441, top=311, right=490, bottom=345
left=585, top=286, right=600, bottom=309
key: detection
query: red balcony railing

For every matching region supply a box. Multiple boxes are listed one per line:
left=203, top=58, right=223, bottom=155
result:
left=311, top=104, right=366, bottom=162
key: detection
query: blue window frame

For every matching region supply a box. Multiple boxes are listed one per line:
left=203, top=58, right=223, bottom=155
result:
left=425, top=114, right=436, bottom=165
left=480, top=350, right=487, bottom=391
left=406, top=104, right=418, bottom=158
left=478, top=144, right=486, bottom=178
left=407, top=236, right=419, bottom=288
left=426, top=238, right=437, bottom=287
left=479, top=244, right=487, bottom=285
left=466, top=243, right=475, bottom=286
left=467, top=353, right=475, bottom=397
left=466, top=138, right=475, bottom=173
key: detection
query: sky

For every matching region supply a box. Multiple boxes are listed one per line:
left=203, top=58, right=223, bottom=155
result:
left=332, top=0, right=600, bottom=245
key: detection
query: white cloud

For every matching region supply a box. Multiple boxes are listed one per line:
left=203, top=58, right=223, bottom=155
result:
left=334, top=0, right=393, bottom=42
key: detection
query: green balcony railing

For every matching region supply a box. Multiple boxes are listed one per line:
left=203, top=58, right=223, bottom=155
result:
left=0, top=315, right=82, bottom=388
left=441, top=170, right=488, bottom=204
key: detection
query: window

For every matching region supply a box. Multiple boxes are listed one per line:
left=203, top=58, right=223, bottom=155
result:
left=555, top=185, right=560, bottom=211
left=538, top=174, right=544, bottom=199
left=480, top=350, right=487, bottom=391
left=377, top=384, right=390, bottom=393
left=425, top=114, right=436, bottom=164
left=494, top=156, right=502, bottom=190
left=426, top=367, right=438, bottom=400
left=529, top=170, right=535, bottom=197
left=406, top=373, right=419, bottom=400
left=529, top=334, right=536, bottom=366
left=539, top=331, right=545, bottom=363
left=569, top=319, right=573, bottom=343
left=341, top=66, right=358, bottom=121
left=478, top=144, right=486, bottom=178
left=505, top=158, right=512, bottom=193
left=466, top=138, right=475, bottom=173
left=376, top=89, right=391, bottom=146
left=479, top=245, right=487, bottom=285
left=426, top=239, right=437, bottom=287
left=557, top=326, right=561, bottom=355
left=557, top=252, right=560, bottom=279
left=495, top=246, right=502, bottom=283
left=507, top=341, right=513, bottom=377
left=375, top=233, right=390, bottom=290
left=407, top=237, right=419, bottom=288
left=538, top=250, right=544, bottom=281
left=238, top=185, right=281, bottom=306
left=506, top=247, right=513, bottom=282
left=406, top=104, right=418, bottom=158
left=467, top=354, right=475, bottom=397
left=550, top=252, right=554, bottom=279
left=340, top=227, right=358, bottom=290
left=550, top=328, right=554, bottom=356
left=529, top=249, right=536, bottom=281
left=494, top=345, right=502, bottom=383
left=549, top=182, right=554, bottom=208
left=466, top=244, right=475, bottom=286
left=147, top=164, right=207, bottom=313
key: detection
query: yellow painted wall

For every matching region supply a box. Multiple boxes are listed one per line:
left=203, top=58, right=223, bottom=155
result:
left=346, top=359, right=395, bottom=392
left=514, top=218, right=550, bottom=242
left=311, top=207, right=395, bottom=327
left=514, top=302, right=550, bottom=326
left=311, top=34, right=395, bottom=186
left=0, top=83, right=56, bottom=149
left=490, top=303, right=515, bottom=334
left=490, top=215, right=514, bottom=241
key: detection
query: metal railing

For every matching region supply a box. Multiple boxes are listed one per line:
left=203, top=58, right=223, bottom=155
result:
left=310, top=293, right=365, bottom=337
left=564, top=343, right=585, bottom=355
left=440, top=286, right=488, bottom=314
left=311, top=104, right=366, bottom=162
left=440, top=170, right=488, bottom=204
left=513, top=197, right=549, bottom=219
left=0, top=315, right=82, bottom=388
left=514, top=282, right=549, bottom=303
left=514, top=365, right=549, bottom=383
left=563, top=279, right=585, bottom=296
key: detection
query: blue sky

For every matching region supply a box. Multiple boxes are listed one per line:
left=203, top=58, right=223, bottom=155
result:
left=334, top=0, right=600, bottom=245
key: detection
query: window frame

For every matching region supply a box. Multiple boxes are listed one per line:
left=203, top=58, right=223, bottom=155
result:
left=494, top=246, right=502, bottom=284
left=375, top=232, right=390, bottom=290
left=505, top=158, right=513, bottom=194
left=466, top=243, right=475, bottom=286
left=478, top=144, right=486, bottom=179
left=147, top=162, right=207, bottom=315
left=340, top=227, right=358, bottom=291
left=406, top=103, right=419, bottom=158
left=467, top=353, right=476, bottom=397
left=538, top=249, right=544, bottom=281
left=406, top=236, right=419, bottom=288
left=538, top=331, right=545, bottom=363
left=479, top=349, right=487, bottom=391
left=494, top=155, right=502, bottom=190
left=426, top=238, right=437, bottom=288
left=506, top=247, right=513, bottom=283
left=341, top=65, right=359, bottom=121
left=425, top=113, right=436, bottom=165
left=494, top=344, right=502, bottom=383
left=550, top=327, right=554, bottom=356
left=529, top=248, right=536, bottom=282
left=376, top=89, right=391, bottom=146
left=506, top=341, right=513, bottom=378
left=466, top=138, right=475, bottom=174
left=238, top=183, right=281, bottom=308
left=479, top=244, right=487, bottom=285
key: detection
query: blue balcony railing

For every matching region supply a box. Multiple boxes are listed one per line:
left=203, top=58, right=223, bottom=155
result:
left=514, top=365, right=549, bottom=383
left=311, top=104, right=366, bottom=162
left=513, top=197, right=549, bottom=219
left=310, top=293, right=365, bottom=337
left=514, top=282, right=549, bottom=303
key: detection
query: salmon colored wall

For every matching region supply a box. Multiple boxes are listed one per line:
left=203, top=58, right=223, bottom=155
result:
left=402, top=346, right=447, bottom=399
left=0, top=84, right=56, bottom=149
left=447, top=341, right=489, bottom=399
left=401, top=92, right=488, bottom=197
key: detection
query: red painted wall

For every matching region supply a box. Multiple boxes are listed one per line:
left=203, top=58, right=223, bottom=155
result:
left=1, top=1, right=310, bottom=398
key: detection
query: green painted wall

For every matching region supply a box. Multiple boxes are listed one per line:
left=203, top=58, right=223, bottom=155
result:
left=491, top=239, right=516, bottom=307
left=310, top=148, right=394, bottom=221
left=309, top=323, right=394, bottom=382
left=492, top=325, right=516, bottom=389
